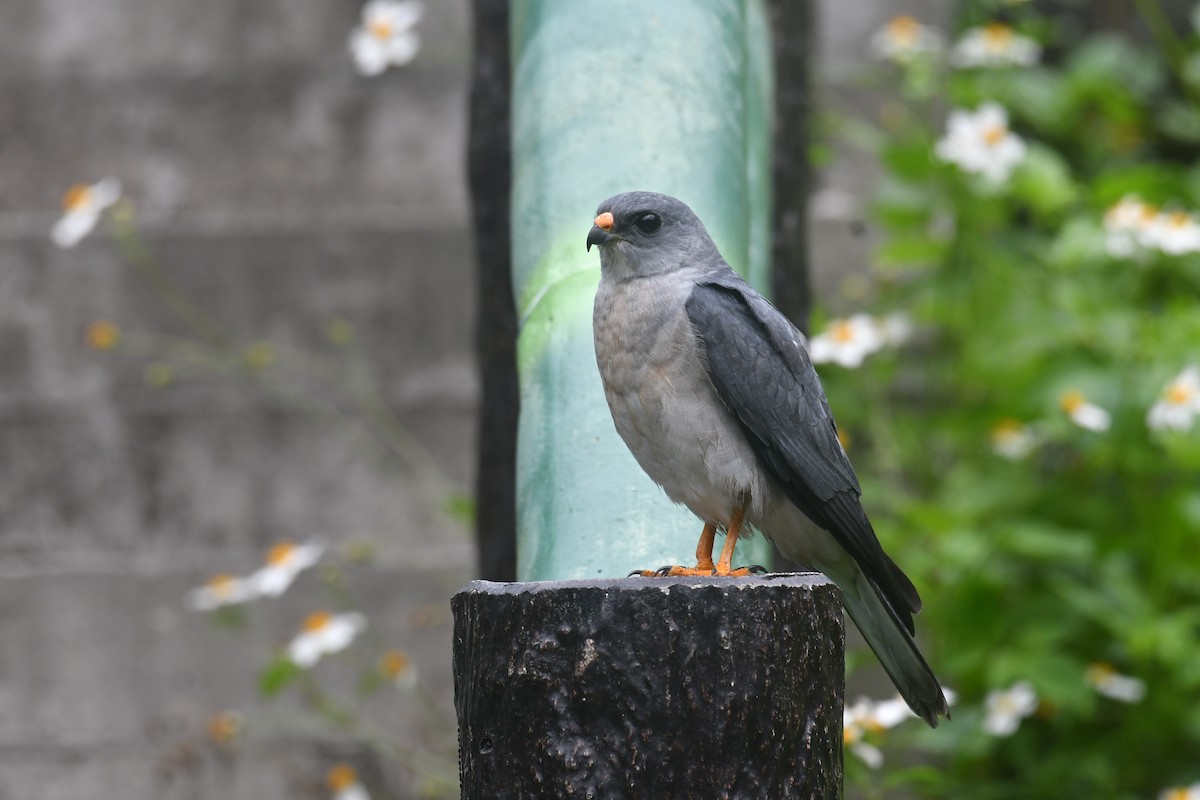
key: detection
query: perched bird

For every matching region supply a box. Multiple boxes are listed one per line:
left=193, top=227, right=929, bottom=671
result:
left=588, top=191, right=949, bottom=727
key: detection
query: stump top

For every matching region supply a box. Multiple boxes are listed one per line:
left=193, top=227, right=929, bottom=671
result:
left=457, top=571, right=834, bottom=597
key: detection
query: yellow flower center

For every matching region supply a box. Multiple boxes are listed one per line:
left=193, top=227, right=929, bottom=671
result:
left=843, top=726, right=860, bottom=745
left=381, top=649, right=412, bottom=678
left=1060, top=391, right=1085, bottom=414
left=244, top=341, right=276, bottom=369
left=1139, top=204, right=1159, bottom=224
left=369, top=18, right=394, bottom=39
left=62, top=183, right=93, bottom=212
left=1167, top=383, right=1193, bottom=406
left=145, top=361, right=174, bottom=388
left=1164, top=790, right=1190, bottom=800
left=991, top=418, right=1022, bottom=441
left=302, top=610, right=333, bottom=632
left=982, top=124, right=1007, bottom=147
left=327, top=764, right=358, bottom=792
left=1085, top=662, right=1115, bottom=685
left=208, top=574, right=238, bottom=597
left=207, top=711, right=243, bottom=745
left=886, top=15, right=920, bottom=45
left=266, top=541, right=296, bottom=566
left=1167, top=210, right=1191, bottom=229
left=831, top=321, right=856, bottom=344
left=85, top=320, right=120, bottom=351
left=325, top=317, right=355, bottom=346
left=982, top=23, right=1014, bottom=51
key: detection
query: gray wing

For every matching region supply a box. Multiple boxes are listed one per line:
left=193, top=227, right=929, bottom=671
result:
left=685, top=280, right=922, bottom=627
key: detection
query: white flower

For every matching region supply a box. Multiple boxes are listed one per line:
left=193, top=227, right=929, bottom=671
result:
left=327, top=764, right=371, bottom=800
left=186, top=573, right=259, bottom=611
left=877, top=313, right=914, bottom=347
left=1084, top=662, right=1146, bottom=704
left=1159, top=783, right=1200, bottom=800
left=349, top=1, right=422, bottom=76
left=1103, top=197, right=1200, bottom=257
left=1060, top=391, right=1111, bottom=432
left=1145, top=209, right=1200, bottom=256
left=935, top=103, right=1027, bottom=184
left=983, top=681, right=1038, bottom=736
left=1148, top=366, right=1200, bottom=431
left=990, top=419, right=1038, bottom=459
left=843, top=699, right=888, bottom=769
left=842, top=693, right=946, bottom=768
left=51, top=178, right=121, bottom=248
left=869, top=15, right=945, bottom=63
left=287, top=611, right=366, bottom=667
left=1103, top=195, right=1158, bottom=258
left=381, top=649, right=419, bottom=690
left=808, top=314, right=886, bottom=368
left=951, top=23, right=1041, bottom=67
left=250, top=539, right=326, bottom=597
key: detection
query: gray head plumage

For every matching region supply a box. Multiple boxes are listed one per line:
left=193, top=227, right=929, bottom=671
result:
left=586, top=191, right=725, bottom=280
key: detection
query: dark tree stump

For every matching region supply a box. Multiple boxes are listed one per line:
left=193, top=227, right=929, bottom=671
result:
left=453, top=574, right=844, bottom=799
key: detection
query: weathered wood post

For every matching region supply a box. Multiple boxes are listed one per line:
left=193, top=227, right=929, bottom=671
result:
left=457, top=0, right=842, bottom=796
left=454, top=576, right=843, bottom=799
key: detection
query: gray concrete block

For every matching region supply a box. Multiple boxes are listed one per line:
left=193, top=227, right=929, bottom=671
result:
left=3, top=0, right=469, bottom=81
left=0, top=565, right=464, bottom=798
left=1, top=68, right=470, bottom=228
left=0, top=404, right=475, bottom=565
left=0, top=227, right=477, bottom=411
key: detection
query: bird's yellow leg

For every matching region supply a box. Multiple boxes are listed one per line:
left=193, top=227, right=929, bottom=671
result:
left=634, top=523, right=718, bottom=577
left=632, top=504, right=764, bottom=578
left=713, top=502, right=754, bottom=577
left=693, top=523, right=717, bottom=572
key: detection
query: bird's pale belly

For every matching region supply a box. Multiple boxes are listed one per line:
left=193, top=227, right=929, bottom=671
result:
left=598, top=336, right=773, bottom=530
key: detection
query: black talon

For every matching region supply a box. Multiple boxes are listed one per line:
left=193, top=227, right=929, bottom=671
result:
left=628, top=569, right=646, bottom=577
left=746, top=564, right=768, bottom=575
left=655, top=566, right=674, bottom=577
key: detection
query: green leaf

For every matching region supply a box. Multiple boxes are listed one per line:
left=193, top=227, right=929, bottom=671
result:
left=210, top=605, right=249, bottom=631
left=1048, top=215, right=1108, bottom=270
left=1156, top=101, right=1200, bottom=144
left=881, top=135, right=938, bottom=182
left=1011, top=144, right=1077, bottom=216
left=875, top=235, right=948, bottom=270
left=444, top=493, right=477, bottom=525
left=259, top=656, right=302, bottom=698
left=1001, top=522, right=1095, bottom=564
left=1066, top=35, right=1164, bottom=98
left=356, top=667, right=384, bottom=697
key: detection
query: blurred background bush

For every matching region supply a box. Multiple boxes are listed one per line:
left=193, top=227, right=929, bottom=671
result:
left=823, top=2, right=1200, bottom=797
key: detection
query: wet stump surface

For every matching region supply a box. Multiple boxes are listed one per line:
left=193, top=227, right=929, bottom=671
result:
left=453, top=574, right=844, bottom=799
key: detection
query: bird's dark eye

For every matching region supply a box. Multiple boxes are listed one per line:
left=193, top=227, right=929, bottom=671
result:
left=634, top=212, right=662, bottom=235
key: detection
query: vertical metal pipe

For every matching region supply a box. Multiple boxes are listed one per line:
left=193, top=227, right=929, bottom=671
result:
left=512, top=0, right=776, bottom=580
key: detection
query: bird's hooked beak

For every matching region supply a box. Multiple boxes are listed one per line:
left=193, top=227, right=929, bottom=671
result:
left=586, top=211, right=615, bottom=251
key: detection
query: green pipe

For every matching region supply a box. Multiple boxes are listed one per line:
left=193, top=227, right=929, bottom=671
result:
left=512, top=0, right=775, bottom=581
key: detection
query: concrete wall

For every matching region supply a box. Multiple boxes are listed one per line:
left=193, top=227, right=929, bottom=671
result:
left=0, top=1, right=475, bottom=797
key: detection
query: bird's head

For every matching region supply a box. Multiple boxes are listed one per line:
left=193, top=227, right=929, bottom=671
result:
left=586, top=191, right=721, bottom=280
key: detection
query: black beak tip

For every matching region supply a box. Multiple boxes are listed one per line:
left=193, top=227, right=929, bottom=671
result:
left=586, top=227, right=610, bottom=252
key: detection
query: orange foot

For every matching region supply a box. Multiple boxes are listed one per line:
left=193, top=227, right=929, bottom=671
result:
left=630, top=564, right=768, bottom=578
left=629, top=508, right=769, bottom=578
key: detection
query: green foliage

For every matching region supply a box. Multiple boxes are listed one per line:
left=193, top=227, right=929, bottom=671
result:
left=834, top=5, right=1200, bottom=798
left=259, top=656, right=303, bottom=698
